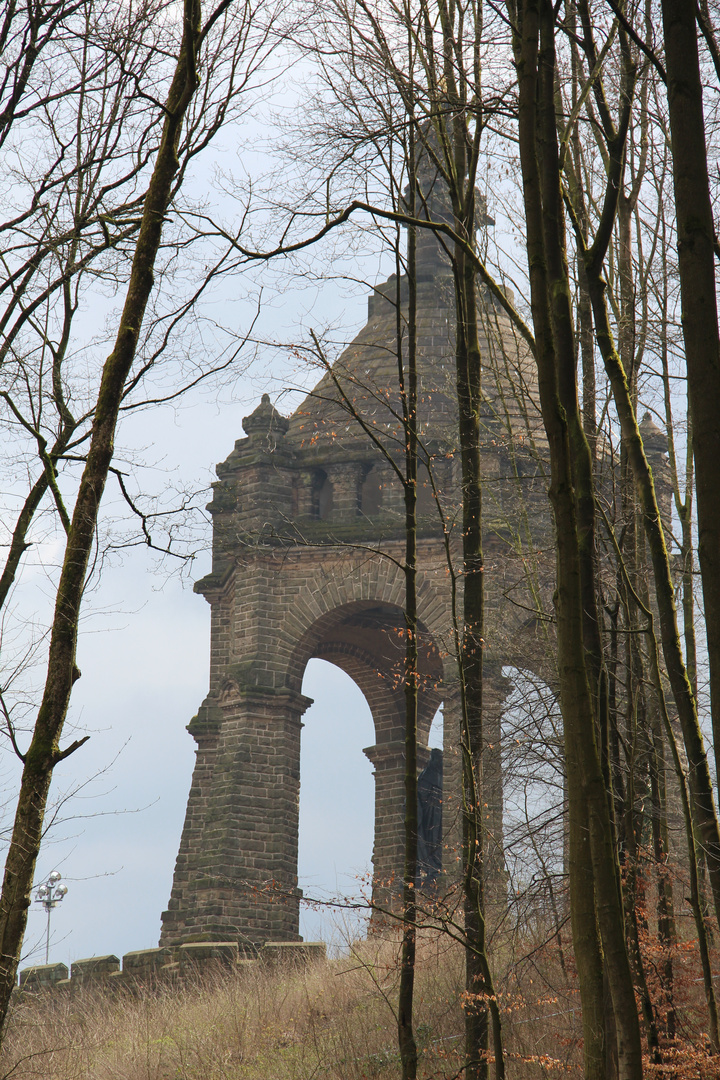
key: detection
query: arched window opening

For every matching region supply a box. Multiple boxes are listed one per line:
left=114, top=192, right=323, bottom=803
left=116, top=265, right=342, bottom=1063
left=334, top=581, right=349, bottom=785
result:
left=299, top=659, right=375, bottom=946
left=428, top=703, right=443, bottom=749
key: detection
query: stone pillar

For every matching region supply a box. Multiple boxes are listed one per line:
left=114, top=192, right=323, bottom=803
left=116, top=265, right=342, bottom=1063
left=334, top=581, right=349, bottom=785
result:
left=161, top=687, right=312, bottom=950
left=363, top=740, right=406, bottom=920
left=327, top=462, right=363, bottom=521
left=362, top=733, right=436, bottom=923
left=376, top=462, right=405, bottom=519
left=160, top=695, right=222, bottom=943
left=295, top=470, right=317, bottom=518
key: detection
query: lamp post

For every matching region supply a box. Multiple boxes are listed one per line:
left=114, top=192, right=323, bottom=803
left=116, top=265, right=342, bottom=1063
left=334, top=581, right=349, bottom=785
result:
left=35, top=871, right=68, bottom=964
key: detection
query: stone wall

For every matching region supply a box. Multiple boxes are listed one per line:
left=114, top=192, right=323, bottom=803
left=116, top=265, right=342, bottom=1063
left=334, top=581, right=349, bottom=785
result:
left=17, top=940, right=326, bottom=996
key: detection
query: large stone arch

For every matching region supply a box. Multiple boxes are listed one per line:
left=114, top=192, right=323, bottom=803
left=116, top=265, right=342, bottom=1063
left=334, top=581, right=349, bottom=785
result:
left=159, top=581, right=448, bottom=949
left=287, top=599, right=443, bottom=726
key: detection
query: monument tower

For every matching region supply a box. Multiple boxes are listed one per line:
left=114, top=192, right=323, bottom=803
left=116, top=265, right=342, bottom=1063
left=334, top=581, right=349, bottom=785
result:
left=160, top=176, right=555, bottom=951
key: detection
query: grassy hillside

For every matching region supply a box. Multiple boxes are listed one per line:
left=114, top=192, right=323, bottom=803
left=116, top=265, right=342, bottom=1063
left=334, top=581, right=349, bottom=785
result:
left=1, top=931, right=715, bottom=1078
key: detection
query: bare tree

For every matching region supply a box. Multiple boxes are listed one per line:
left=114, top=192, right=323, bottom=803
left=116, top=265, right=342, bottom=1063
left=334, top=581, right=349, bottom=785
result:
left=0, top=0, right=278, bottom=1036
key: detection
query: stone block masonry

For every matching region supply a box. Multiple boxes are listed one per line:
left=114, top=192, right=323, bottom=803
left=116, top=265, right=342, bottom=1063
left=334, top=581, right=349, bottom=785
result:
left=18, top=962, right=68, bottom=991
left=17, top=941, right=326, bottom=997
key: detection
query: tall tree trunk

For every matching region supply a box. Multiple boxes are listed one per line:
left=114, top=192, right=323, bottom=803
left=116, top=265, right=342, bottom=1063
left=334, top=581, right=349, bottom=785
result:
left=616, top=176, right=661, bottom=1062
left=648, top=706, right=676, bottom=1042
left=648, top=631, right=719, bottom=1051
left=620, top=608, right=661, bottom=1060
left=452, top=194, right=501, bottom=1080
left=398, top=144, right=419, bottom=1080
left=511, top=0, right=643, bottom=1073
left=514, top=6, right=611, bottom=1072
left=0, top=0, right=202, bottom=1037
left=604, top=343, right=720, bottom=1054
left=422, top=13, right=506, bottom=1068
left=661, top=0, right=720, bottom=791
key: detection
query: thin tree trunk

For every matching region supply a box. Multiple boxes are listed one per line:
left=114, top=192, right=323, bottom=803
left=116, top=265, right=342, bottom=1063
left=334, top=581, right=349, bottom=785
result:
left=454, top=214, right=492, bottom=1080
left=586, top=269, right=720, bottom=935
left=650, top=666, right=719, bottom=1051
left=420, top=17, right=506, bottom=1069
left=398, top=142, right=419, bottom=1080
left=648, top=709, right=676, bottom=1042
left=606, top=500, right=720, bottom=1053
left=620, top=614, right=661, bottom=1060
left=617, top=182, right=661, bottom=1062
left=515, top=5, right=609, bottom=1071
left=0, top=0, right=202, bottom=1036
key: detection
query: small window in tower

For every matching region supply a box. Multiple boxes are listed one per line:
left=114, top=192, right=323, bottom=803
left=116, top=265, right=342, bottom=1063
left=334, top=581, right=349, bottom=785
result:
left=417, top=476, right=436, bottom=516
left=317, top=473, right=334, bottom=520
left=361, top=467, right=383, bottom=516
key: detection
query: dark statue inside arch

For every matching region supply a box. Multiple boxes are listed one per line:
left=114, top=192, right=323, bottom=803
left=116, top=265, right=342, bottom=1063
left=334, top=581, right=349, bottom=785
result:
left=417, top=747, right=443, bottom=887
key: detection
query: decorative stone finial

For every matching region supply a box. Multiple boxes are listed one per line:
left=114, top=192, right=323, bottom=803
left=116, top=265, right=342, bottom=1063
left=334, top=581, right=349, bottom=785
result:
left=242, top=394, right=289, bottom=438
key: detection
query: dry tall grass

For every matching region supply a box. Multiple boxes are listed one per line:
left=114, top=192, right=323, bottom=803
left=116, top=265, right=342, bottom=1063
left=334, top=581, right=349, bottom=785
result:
left=1, top=928, right=716, bottom=1079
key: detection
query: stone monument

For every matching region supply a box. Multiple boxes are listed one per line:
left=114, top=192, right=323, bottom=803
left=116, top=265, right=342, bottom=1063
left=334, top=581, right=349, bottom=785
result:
left=159, top=181, right=556, bottom=951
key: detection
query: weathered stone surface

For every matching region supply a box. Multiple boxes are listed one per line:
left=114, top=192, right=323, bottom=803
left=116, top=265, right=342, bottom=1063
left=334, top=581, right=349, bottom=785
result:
left=178, top=941, right=239, bottom=977
left=107, top=970, right=129, bottom=992
left=122, top=947, right=170, bottom=980
left=159, top=961, right=181, bottom=982
left=261, top=941, right=326, bottom=967
left=19, top=962, right=68, bottom=990
left=71, top=954, right=120, bottom=988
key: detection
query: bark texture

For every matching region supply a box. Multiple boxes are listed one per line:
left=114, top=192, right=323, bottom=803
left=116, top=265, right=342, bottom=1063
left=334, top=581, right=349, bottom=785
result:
left=662, top=0, right=720, bottom=794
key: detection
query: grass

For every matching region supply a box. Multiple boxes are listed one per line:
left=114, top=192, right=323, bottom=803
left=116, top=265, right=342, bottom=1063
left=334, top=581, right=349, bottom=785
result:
left=1, top=926, right=717, bottom=1079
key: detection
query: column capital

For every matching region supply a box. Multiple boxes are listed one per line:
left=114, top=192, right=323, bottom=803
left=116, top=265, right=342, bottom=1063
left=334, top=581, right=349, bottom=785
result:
left=217, top=675, right=314, bottom=718
left=363, top=740, right=406, bottom=768
left=363, top=741, right=433, bottom=769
